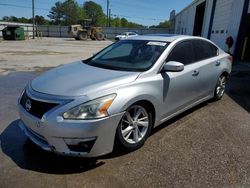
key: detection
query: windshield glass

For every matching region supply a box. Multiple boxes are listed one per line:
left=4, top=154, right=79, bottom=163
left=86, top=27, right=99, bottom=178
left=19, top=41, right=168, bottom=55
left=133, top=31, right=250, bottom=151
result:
left=85, top=40, right=169, bottom=72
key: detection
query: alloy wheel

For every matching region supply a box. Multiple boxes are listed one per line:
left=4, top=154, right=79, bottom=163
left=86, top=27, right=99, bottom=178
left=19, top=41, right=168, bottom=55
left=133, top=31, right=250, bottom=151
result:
left=120, top=105, right=149, bottom=144
left=216, top=75, right=226, bottom=98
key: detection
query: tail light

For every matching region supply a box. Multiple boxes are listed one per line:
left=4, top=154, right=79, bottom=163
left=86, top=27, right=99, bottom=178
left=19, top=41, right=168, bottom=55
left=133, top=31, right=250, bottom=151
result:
left=227, top=56, right=233, bottom=64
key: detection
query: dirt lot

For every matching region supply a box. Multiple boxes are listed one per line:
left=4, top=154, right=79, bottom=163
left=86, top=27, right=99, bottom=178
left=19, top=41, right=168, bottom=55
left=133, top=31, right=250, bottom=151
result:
left=0, top=38, right=250, bottom=188
left=0, top=38, right=112, bottom=74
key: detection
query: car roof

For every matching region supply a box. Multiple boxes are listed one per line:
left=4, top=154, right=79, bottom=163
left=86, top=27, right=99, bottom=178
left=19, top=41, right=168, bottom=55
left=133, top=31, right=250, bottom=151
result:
left=124, top=32, right=136, bottom=34
left=129, top=34, right=189, bottom=42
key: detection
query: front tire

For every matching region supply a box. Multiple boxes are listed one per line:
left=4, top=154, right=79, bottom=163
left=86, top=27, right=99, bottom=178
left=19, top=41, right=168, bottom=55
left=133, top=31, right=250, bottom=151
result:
left=78, top=32, right=87, bottom=40
left=213, top=74, right=227, bottom=100
left=116, top=104, right=153, bottom=152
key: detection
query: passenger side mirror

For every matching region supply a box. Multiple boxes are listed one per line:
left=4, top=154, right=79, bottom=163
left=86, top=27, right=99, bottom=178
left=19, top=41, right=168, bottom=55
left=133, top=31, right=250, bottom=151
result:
left=162, top=61, right=184, bottom=72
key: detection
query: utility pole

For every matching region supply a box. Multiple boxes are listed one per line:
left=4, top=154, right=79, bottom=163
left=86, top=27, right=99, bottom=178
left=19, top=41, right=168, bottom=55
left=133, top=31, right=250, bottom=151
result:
left=106, top=0, right=109, bottom=27
left=109, top=8, right=111, bottom=27
left=32, top=0, right=35, bottom=39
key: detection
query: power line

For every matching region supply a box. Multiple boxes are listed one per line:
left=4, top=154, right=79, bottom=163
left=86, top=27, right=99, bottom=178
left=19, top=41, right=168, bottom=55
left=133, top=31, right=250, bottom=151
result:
left=0, top=2, right=167, bottom=24
left=0, top=3, right=50, bottom=11
left=111, top=14, right=166, bottom=21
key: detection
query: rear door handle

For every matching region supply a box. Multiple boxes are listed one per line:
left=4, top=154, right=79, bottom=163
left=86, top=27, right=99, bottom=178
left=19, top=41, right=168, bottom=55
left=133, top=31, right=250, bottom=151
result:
left=192, top=70, right=199, bottom=76
left=216, top=61, right=221, bottom=66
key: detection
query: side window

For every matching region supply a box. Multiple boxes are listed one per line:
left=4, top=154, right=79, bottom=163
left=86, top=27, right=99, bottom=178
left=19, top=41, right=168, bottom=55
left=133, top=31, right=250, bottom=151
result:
left=166, top=41, right=195, bottom=65
left=193, top=40, right=218, bottom=61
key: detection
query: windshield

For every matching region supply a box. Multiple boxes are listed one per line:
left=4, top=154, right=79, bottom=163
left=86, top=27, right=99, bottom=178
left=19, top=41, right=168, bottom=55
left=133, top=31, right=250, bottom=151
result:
left=85, top=40, right=169, bottom=72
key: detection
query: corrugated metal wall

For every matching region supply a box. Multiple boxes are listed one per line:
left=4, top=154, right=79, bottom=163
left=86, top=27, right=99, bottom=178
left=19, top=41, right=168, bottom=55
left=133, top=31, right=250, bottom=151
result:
left=0, top=22, right=173, bottom=39
left=174, top=0, right=215, bottom=37
left=175, top=0, right=207, bottom=35
left=175, top=0, right=245, bottom=54
left=209, top=0, right=245, bottom=52
left=202, top=0, right=214, bottom=38
left=226, top=0, right=246, bottom=53
left=210, top=0, right=234, bottom=51
left=175, top=0, right=202, bottom=35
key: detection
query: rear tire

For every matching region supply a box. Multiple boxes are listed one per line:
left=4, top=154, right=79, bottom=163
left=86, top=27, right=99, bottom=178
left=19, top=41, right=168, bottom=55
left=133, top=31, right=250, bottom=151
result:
left=115, top=104, right=153, bottom=152
left=213, top=74, right=227, bottom=101
left=94, top=32, right=105, bottom=41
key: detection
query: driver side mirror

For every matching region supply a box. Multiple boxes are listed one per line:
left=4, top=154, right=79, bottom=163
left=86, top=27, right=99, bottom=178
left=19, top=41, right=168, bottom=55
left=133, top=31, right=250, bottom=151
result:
left=162, top=61, right=184, bottom=72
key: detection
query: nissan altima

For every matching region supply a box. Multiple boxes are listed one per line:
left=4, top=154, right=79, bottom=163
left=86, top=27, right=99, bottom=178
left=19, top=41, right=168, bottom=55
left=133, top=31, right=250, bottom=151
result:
left=18, top=35, right=232, bottom=157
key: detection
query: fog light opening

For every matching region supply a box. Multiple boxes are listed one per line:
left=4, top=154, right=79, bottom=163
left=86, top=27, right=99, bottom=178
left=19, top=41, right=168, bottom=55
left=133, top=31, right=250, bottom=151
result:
left=67, top=139, right=96, bottom=153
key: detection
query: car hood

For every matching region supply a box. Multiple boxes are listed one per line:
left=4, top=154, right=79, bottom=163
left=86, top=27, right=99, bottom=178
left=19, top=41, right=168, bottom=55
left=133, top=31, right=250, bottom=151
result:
left=31, top=61, right=140, bottom=97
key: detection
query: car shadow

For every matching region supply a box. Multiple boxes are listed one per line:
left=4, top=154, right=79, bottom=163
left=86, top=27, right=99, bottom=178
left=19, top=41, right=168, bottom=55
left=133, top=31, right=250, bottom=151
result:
left=0, top=120, right=105, bottom=175
left=226, top=62, right=250, bottom=113
left=1, top=101, right=209, bottom=170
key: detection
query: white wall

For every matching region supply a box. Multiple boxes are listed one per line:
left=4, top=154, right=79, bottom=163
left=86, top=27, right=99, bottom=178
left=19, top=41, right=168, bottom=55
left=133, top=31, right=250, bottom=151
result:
left=174, top=0, right=214, bottom=37
left=175, top=0, right=246, bottom=54
left=210, top=0, right=234, bottom=51
left=0, top=22, right=33, bottom=37
left=210, top=0, right=245, bottom=53
left=175, top=0, right=206, bottom=35
left=175, top=9, right=193, bottom=35
left=202, top=0, right=214, bottom=37
left=227, top=0, right=246, bottom=53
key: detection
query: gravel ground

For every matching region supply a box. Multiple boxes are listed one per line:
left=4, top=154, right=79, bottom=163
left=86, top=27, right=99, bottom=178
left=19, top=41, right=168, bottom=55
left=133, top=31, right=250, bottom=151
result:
left=0, top=37, right=112, bottom=74
left=0, top=38, right=250, bottom=188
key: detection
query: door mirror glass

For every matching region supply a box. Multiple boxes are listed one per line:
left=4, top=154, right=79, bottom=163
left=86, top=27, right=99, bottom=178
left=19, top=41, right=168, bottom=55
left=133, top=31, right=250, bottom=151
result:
left=162, top=61, right=184, bottom=72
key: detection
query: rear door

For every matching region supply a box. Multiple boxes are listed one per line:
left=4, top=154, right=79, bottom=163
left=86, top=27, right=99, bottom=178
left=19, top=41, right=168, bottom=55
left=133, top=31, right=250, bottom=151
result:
left=192, top=39, right=220, bottom=96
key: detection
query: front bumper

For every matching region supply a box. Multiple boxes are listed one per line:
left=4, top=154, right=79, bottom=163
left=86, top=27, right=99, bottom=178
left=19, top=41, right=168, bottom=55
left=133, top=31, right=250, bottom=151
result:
left=18, top=103, right=124, bottom=157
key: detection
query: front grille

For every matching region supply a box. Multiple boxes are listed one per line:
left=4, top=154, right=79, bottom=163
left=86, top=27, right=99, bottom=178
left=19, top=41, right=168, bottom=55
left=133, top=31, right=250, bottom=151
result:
left=20, top=91, right=59, bottom=119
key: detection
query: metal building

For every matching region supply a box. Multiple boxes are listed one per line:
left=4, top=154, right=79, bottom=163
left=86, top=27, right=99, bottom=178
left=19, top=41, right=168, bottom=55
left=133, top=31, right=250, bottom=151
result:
left=174, top=0, right=250, bottom=61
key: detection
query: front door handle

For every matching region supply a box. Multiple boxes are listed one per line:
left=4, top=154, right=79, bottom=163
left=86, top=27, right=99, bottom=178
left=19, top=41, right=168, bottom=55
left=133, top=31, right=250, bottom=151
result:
left=192, top=70, right=199, bottom=76
left=216, top=61, right=221, bottom=66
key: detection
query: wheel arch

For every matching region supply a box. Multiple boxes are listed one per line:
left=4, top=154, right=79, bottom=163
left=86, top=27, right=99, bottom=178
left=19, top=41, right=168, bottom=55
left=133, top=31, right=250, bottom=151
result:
left=131, top=100, right=156, bottom=127
left=221, top=71, right=230, bottom=78
left=122, top=99, right=156, bottom=127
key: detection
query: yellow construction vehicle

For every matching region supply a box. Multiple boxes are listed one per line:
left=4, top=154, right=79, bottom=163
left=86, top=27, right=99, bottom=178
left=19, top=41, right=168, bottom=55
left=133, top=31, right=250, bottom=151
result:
left=68, top=19, right=105, bottom=41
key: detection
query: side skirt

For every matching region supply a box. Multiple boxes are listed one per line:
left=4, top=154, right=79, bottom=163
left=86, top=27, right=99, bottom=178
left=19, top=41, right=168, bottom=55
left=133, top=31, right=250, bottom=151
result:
left=155, top=95, right=213, bottom=127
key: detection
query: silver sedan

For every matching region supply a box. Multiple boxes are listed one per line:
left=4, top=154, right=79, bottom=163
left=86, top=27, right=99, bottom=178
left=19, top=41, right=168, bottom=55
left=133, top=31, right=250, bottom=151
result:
left=18, top=35, right=232, bottom=157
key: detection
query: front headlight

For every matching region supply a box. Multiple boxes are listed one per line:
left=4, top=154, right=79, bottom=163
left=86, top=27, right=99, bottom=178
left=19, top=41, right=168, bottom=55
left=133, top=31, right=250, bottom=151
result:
left=63, top=94, right=116, bottom=120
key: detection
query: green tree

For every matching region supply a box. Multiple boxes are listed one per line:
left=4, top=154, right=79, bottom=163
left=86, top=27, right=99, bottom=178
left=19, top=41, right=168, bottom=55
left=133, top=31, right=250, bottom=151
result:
left=2, top=16, right=10, bottom=21
left=150, top=20, right=171, bottom=28
left=83, top=1, right=106, bottom=26
left=35, top=15, right=49, bottom=25
left=111, top=17, right=121, bottom=27
left=48, top=0, right=85, bottom=25
left=48, top=1, right=64, bottom=25
left=2, top=16, right=18, bottom=22
left=62, top=0, right=85, bottom=25
left=120, top=18, right=128, bottom=27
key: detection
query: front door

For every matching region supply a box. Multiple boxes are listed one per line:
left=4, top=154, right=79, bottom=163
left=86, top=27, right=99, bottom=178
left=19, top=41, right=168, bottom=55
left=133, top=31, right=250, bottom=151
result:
left=160, top=40, right=203, bottom=120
